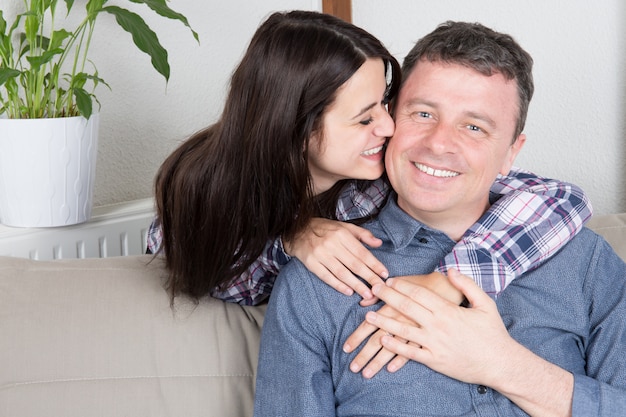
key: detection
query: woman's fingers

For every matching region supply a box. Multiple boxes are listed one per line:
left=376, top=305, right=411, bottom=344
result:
left=285, top=218, right=389, bottom=300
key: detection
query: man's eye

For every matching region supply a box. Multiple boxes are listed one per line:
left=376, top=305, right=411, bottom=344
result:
left=360, top=118, right=374, bottom=126
left=409, top=111, right=432, bottom=123
left=467, top=124, right=482, bottom=132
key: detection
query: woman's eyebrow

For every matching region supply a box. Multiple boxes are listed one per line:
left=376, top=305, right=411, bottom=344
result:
left=351, top=102, right=377, bottom=120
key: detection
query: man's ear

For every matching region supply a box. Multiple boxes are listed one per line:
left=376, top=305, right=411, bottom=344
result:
left=500, top=133, right=526, bottom=175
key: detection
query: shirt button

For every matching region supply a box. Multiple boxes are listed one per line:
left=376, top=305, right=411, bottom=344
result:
left=418, top=237, right=428, bottom=244
left=477, top=385, right=489, bottom=394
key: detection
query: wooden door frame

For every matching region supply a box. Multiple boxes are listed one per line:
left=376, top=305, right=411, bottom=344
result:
left=322, top=0, right=352, bottom=23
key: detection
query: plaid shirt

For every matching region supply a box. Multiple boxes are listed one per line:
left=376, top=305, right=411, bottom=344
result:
left=147, top=167, right=592, bottom=305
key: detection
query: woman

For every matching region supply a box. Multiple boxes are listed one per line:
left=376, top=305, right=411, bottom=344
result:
left=148, top=10, right=591, bottom=306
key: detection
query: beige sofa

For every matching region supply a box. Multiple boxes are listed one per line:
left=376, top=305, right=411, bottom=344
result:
left=1, top=213, right=625, bottom=417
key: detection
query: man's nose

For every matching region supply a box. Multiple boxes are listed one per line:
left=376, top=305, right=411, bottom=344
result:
left=423, top=122, right=457, bottom=154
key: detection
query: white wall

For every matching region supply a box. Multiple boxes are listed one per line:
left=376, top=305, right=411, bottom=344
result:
left=10, top=0, right=624, bottom=215
left=354, top=1, right=626, bottom=215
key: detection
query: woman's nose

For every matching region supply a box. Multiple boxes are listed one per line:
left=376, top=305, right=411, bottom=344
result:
left=374, top=109, right=395, bottom=137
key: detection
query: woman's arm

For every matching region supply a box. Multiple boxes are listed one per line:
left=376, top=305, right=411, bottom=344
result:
left=147, top=217, right=285, bottom=305
left=208, top=239, right=285, bottom=305
left=146, top=218, right=163, bottom=255
left=149, top=168, right=592, bottom=307
left=288, top=169, right=593, bottom=306
left=438, top=167, right=592, bottom=296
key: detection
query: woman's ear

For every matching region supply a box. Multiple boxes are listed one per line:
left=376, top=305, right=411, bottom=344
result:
left=307, top=127, right=325, bottom=155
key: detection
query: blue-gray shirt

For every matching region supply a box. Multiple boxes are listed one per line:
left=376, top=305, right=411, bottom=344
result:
left=254, top=196, right=626, bottom=416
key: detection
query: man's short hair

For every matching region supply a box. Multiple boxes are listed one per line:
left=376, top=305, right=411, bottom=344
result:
left=402, top=21, right=534, bottom=140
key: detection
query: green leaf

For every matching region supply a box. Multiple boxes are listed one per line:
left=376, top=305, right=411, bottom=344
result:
left=18, top=33, right=52, bottom=61
left=128, top=0, right=199, bottom=42
left=70, top=72, right=87, bottom=89
left=102, top=5, right=169, bottom=81
left=25, top=48, right=64, bottom=70
left=73, top=87, right=92, bottom=119
left=63, top=0, right=76, bottom=15
left=24, top=11, right=40, bottom=42
left=0, top=10, right=7, bottom=35
left=0, top=68, right=21, bottom=86
left=85, top=0, right=105, bottom=19
left=49, top=29, right=72, bottom=50
left=83, top=72, right=110, bottom=90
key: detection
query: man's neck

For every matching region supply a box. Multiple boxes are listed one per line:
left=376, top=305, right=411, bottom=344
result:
left=396, top=198, right=490, bottom=242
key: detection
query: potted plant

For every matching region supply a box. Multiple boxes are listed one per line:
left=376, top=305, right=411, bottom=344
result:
left=0, top=0, right=198, bottom=227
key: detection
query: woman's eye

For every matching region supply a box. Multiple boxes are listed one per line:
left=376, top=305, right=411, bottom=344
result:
left=360, top=117, right=374, bottom=126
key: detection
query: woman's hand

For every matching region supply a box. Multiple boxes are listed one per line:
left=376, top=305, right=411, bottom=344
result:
left=284, top=218, right=388, bottom=306
left=343, top=272, right=464, bottom=377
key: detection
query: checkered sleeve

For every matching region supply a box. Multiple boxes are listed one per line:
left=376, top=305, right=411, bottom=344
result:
left=210, top=238, right=289, bottom=305
left=335, top=178, right=391, bottom=221
left=146, top=217, right=162, bottom=254
left=436, top=167, right=593, bottom=298
left=145, top=217, right=288, bottom=305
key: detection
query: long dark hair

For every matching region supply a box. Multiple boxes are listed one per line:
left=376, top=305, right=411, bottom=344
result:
left=154, top=10, right=401, bottom=301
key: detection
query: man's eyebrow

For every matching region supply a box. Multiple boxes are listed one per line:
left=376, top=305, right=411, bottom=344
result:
left=351, top=102, right=377, bottom=120
left=403, top=98, right=435, bottom=109
left=465, top=111, right=497, bottom=129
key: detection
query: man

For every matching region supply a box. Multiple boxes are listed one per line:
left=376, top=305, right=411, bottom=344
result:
left=253, top=21, right=626, bottom=416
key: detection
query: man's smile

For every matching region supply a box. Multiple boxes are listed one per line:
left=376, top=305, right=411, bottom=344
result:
left=414, top=162, right=460, bottom=178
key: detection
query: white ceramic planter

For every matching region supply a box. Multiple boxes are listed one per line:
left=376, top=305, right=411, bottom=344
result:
left=0, top=114, right=99, bottom=227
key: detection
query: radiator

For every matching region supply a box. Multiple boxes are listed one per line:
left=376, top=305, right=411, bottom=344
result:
left=0, top=198, right=155, bottom=260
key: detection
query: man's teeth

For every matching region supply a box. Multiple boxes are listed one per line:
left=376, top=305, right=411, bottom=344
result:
left=362, top=145, right=384, bottom=156
left=414, top=162, right=459, bottom=178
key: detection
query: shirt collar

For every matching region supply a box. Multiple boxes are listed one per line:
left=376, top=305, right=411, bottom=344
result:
left=378, top=193, right=434, bottom=250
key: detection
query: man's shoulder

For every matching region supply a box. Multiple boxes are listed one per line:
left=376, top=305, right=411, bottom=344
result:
left=275, top=258, right=336, bottom=296
left=524, top=226, right=624, bottom=284
left=277, top=258, right=315, bottom=285
left=567, top=226, right=618, bottom=256
left=272, top=257, right=362, bottom=322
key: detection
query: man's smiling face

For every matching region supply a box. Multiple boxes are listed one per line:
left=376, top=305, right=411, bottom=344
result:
left=385, top=59, right=525, bottom=239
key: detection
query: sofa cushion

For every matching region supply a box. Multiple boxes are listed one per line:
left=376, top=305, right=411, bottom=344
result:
left=0, top=255, right=265, bottom=417
left=587, top=212, right=626, bottom=261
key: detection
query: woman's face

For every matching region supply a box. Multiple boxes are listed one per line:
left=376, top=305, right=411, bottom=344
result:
left=308, top=58, right=395, bottom=195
